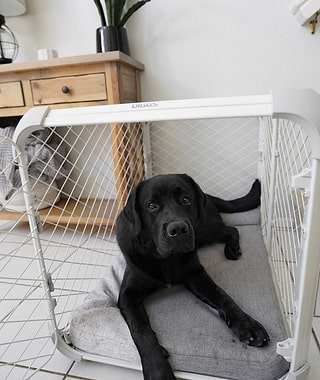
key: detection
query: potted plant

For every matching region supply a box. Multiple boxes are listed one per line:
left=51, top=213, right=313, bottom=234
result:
left=94, top=0, right=151, bottom=55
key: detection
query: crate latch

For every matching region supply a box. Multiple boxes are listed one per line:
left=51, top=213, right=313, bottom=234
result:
left=277, top=338, right=294, bottom=362
left=50, top=298, right=57, bottom=310
left=25, top=192, right=37, bottom=205
left=35, top=212, right=43, bottom=233
left=291, top=168, right=312, bottom=194
left=62, top=324, right=73, bottom=345
left=47, top=273, right=55, bottom=292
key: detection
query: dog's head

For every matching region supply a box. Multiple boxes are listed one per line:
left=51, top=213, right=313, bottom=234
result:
left=122, top=174, right=207, bottom=259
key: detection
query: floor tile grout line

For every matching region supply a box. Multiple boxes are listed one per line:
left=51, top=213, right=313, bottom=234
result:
left=0, top=360, right=69, bottom=377
left=63, top=373, right=96, bottom=380
left=0, top=359, right=94, bottom=379
left=62, top=361, right=75, bottom=380
left=64, top=377, right=96, bottom=380
left=312, top=328, right=320, bottom=352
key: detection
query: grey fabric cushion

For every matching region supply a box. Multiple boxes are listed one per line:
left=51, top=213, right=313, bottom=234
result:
left=220, top=209, right=261, bottom=226
left=69, top=210, right=289, bottom=379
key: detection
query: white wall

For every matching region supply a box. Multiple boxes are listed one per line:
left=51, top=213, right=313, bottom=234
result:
left=128, top=0, right=320, bottom=99
left=5, top=0, right=320, bottom=101
left=6, top=0, right=100, bottom=62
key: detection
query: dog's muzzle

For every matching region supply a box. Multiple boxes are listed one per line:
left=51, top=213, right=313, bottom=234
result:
left=157, top=221, right=195, bottom=257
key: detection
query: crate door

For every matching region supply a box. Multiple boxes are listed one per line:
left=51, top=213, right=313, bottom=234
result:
left=0, top=135, right=58, bottom=380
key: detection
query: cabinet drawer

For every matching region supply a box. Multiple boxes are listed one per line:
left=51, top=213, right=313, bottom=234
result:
left=0, top=82, right=25, bottom=108
left=31, top=74, right=107, bottom=105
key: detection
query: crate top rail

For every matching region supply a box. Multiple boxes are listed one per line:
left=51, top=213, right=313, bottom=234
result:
left=13, top=89, right=320, bottom=160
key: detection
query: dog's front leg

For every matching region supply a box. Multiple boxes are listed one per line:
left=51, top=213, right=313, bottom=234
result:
left=184, top=268, right=270, bottom=347
left=118, top=287, right=176, bottom=380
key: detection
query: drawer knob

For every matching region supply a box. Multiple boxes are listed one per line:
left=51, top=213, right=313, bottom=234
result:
left=62, top=86, right=70, bottom=94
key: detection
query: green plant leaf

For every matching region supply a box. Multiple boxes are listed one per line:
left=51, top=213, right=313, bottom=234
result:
left=120, top=0, right=151, bottom=27
left=104, top=0, right=111, bottom=25
left=105, top=0, right=116, bottom=25
left=112, top=0, right=117, bottom=25
left=114, top=0, right=126, bottom=26
left=94, top=0, right=107, bottom=26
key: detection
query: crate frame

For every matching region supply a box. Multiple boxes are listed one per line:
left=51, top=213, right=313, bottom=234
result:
left=4, top=89, right=320, bottom=380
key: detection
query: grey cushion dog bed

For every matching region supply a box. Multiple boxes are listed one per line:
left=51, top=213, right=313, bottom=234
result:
left=69, top=209, right=290, bottom=380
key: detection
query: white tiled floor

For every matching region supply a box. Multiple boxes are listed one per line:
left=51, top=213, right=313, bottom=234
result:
left=1, top=332, right=320, bottom=380
left=315, top=276, right=320, bottom=317
left=1, top=223, right=320, bottom=379
left=308, top=330, right=320, bottom=380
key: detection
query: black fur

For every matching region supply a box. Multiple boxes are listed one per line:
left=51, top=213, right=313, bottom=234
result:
left=116, top=174, right=269, bottom=380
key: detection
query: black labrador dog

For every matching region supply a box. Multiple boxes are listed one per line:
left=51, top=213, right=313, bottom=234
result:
left=116, top=174, right=269, bottom=380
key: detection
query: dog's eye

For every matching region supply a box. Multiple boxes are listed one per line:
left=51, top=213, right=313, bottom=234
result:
left=182, top=196, right=191, bottom=204
left=147, top=202, right=158, bottom=211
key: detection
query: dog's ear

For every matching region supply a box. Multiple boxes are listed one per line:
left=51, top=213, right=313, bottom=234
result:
left=122, top=184, right=142, bottom=237
left=179, top=174, right=207, bottom=220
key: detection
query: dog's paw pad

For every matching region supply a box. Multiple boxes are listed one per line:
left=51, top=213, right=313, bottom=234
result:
left=224, top=245, right=242, bottom=260
left=232, top=315, right=270, bottom=347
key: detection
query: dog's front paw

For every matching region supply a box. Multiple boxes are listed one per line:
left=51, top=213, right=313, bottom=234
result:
left=143, top=358, right=176, bottom=380
left=224, top=244, right=241, bottom=260
left=228, top=314, right=270, bottom=347
left=144, top=366, right=176, bottom=380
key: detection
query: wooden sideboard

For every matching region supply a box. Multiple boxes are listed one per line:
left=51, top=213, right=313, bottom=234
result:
left=0, top=52, right=145, bottom=227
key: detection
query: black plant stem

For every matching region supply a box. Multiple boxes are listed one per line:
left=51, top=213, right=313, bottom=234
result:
left=94, top=0, right=107, bottom=26
left=0, top=33, right=4, bottom=58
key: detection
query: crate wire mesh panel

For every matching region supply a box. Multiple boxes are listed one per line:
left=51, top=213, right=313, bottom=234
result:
left=0, top=90, right=320, bottom=380
left=0, top=133, right=58, bottom=380
left=0, top=120, right=144, bottom=379
left=149, top=118, right=260, bottom=199
left=260, top=117, right=312, bottom=337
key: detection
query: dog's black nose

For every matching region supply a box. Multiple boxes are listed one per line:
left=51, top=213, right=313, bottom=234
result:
left=167, top=221, right=189, bottom=238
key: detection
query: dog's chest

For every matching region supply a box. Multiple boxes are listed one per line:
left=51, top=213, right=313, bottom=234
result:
left=157, top=253, right=196, bottom=284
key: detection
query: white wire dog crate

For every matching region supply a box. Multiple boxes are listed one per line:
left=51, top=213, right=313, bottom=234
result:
left=1, top=89, right=320, bottom=380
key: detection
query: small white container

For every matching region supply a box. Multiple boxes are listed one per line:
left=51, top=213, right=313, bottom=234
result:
left=37, top=48, right=58, bottom=60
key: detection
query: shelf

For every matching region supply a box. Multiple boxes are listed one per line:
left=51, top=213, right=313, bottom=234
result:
left=0, top=198, right=119, bottom=228
left=0, top=51, right=144, bottom=74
